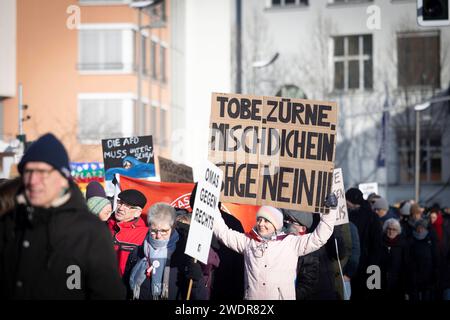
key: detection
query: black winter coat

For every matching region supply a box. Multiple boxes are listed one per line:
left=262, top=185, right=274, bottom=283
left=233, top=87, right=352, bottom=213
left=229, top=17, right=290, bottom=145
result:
left=296, top=250, right=320, bottom=300
left=0, top=182, right=126, bottom=300
left=380, top=235, right=409, bottom=300
left=439, top=216, right=450, bottom=289
left=349, top=203, right=383, bottom=300
left=210, top=210, right=245, bottom=300
left=407, top=232, right=439, bottom=292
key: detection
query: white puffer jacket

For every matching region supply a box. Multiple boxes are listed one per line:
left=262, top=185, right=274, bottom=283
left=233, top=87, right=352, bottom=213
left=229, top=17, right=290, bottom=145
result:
left=213, top=209, right=336, bottom=300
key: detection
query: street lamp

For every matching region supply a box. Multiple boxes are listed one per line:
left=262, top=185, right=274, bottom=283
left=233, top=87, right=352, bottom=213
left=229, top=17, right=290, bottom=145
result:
left=413, top=91, right=450, bottom=203
left=129, top=0, right=165, bottom=136
left=413, top=102, right=430, bottom=202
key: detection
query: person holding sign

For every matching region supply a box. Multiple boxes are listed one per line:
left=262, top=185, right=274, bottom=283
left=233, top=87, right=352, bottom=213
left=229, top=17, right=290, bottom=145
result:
left=213, top=194, right=337, bottom=300
left=123, top=203, right=207, bottom=300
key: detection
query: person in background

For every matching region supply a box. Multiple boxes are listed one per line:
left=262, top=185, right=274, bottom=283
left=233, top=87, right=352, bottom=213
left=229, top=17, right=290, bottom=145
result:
left=380, top=218, right=409, bottom=300
left=87, top=196, right=113, bottom=221
left=372, top=197, right=397, bottom=226
left=407, top=219, right=439, bottom=301
left=0, top=177, right=22, bottom=217
left=0, top=133, right=125, bottom=299
left=124, top=202, right=207, bottom=300
left=283, top=210, right=320, bottom=300
left=342, top=221, right=360, bottom=300
left=441, top=206, right=450, bottom=300
left=107, top=189, right=148, bottom=276
left=345, top=187, right=383, bottom=300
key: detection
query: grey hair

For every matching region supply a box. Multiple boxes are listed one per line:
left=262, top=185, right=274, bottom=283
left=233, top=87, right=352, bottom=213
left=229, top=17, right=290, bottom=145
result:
left=382, top=218, right=402, bottom=234
left=147, top=202, right=176, bottom=227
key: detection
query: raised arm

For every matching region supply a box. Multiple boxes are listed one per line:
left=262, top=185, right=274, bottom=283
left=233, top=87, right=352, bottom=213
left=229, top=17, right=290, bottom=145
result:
left=213, top=209, right=249, bottom=254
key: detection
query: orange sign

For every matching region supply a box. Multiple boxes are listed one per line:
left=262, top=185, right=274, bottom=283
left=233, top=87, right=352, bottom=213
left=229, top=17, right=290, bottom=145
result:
left=120, top=175, right=258, bottom=232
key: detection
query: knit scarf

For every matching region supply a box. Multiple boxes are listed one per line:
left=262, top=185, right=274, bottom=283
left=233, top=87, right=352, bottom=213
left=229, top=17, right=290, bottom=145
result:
left=129, top=229, right=179, bottom=299
left=246, top=227, right=287, bottom=242
left=384, top=234, right=399, bottom=247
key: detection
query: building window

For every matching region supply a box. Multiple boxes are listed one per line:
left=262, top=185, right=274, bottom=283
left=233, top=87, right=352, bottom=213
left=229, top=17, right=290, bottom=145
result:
left=151, top=40, right=158, bottom=80
left=79, top=27, right=134, bottom=72
left=333, top=34, right=372, bottom=91
left=160, top=108, right=167, bottom=147
left=397, top=31, right=440, bottom=88
left=160, top=46, right=166, bottom=82
left=271, top=0, right=308, bottom=6
left=142, top=34, right=148, bottom=75
left=332, top=0, right=373, bottom=3
left=78, top=96, right=134, bottom=143
left=398, top=133, right=442, bottom=183
left=150, top=104, right=158, bottom=142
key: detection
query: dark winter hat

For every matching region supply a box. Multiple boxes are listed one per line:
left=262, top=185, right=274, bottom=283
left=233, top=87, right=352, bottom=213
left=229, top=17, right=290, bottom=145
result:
left=18, top=133, right=71, bottom=179
left=345, top=188, right=364, bottom=206
left=283, top=209, right=313, bottom=229
left=118, top=189, right=147, bottom=209
left=86, top=181, right=106, bottom=200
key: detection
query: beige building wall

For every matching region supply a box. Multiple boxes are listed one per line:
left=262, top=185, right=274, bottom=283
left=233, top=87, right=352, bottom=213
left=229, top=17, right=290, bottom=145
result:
left=3, top=0, right=171, bottom=165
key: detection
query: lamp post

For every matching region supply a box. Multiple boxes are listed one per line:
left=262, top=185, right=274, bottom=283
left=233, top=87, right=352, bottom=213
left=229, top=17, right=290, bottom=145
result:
left=413, top=102, right=430, bottom=202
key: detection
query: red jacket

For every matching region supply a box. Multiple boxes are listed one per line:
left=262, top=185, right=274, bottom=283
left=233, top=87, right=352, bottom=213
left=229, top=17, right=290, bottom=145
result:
left=108, top=217, right=148, bottom=276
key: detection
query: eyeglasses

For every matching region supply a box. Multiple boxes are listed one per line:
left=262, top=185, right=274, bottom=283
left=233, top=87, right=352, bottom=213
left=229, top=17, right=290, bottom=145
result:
left=150, top=228, right=171, bottom=236
left=23, top=168, right=56, bottom=179
left=117, top=199, right=140, bottom=210
left=386, top=227, right=399, bottom=232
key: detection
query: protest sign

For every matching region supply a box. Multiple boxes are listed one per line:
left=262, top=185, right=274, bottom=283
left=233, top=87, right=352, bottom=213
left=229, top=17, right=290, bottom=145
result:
left=208, top=92, right=338, bottom=214
left=330, top=168, right=349, bottom=226
left=184, top=161, right=223, bottom=264
left=358, top=182, right=379, bottom=200
left=101, top=135, right=155, bottom=181
left=70, top=161, right=104, bottom=193
left=158, top=156, right=194, bottom=183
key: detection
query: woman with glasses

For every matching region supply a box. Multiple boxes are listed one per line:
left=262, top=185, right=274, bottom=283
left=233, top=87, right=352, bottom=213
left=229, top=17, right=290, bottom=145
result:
left=380, top=218, right=409, bottom=300
left=124, top=202, right=207, bottom=300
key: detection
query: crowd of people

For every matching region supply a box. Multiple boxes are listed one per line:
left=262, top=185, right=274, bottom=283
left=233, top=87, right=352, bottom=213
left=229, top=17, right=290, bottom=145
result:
left=1, top=132, right=449, bottom=301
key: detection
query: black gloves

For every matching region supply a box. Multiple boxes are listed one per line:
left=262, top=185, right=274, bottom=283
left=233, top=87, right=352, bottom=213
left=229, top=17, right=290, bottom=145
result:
left=185, top=259, right=203, bottom=281
left=324, top=193, right=338, bottom=209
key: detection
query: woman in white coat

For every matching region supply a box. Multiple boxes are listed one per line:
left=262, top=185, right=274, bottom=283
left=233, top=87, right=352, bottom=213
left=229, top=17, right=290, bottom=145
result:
left=213, top=196, right=337, bottom=300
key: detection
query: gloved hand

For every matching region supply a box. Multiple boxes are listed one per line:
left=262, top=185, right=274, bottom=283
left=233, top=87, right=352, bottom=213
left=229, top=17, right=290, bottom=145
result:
left=324, top=193, right=338, bottom=209
left=185, top=259, right=203, bottom=281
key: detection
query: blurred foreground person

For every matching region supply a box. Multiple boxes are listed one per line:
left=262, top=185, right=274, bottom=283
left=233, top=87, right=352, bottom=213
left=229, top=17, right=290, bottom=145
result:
left=0, top=133, right=125, bottom=299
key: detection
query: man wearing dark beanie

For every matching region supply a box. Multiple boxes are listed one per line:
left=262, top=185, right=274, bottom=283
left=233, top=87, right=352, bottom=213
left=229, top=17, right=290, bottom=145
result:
left=0, top=133, right=126, bottom=300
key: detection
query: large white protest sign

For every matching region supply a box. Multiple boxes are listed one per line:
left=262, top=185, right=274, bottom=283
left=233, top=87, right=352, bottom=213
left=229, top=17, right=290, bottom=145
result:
left=185, top=161, right=223, bottom=264
left=209, top=92, right=339, bottom=214
left=358, top=182, right=379, bottom=200
left=330, top=168, right=349, bottom=226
